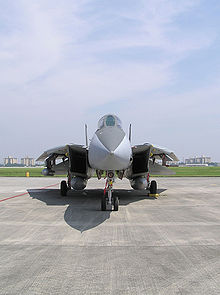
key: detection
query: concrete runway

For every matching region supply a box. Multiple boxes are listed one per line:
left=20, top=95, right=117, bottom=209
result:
left=1, top=177, right=220, bottom=295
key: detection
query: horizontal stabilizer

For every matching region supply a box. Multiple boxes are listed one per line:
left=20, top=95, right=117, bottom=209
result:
left=149, top=160, right=176, bottom=175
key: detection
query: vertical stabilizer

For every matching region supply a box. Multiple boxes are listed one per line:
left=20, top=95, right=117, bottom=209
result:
left=129, top=124, right=132, bottom=142
left=85, top=124, right=88, bottom=148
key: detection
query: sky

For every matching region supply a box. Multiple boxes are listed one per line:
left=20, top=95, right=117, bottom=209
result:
left=0, top=0, right=220, bottom=163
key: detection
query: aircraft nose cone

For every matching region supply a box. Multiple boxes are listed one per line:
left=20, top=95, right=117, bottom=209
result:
left=96, top=127, right=125, bottom=152
left=88, top=131, right=132, bottom=171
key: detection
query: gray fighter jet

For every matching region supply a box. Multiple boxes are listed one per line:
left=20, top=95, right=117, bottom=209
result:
left=37, top=114, right=178, bottom=211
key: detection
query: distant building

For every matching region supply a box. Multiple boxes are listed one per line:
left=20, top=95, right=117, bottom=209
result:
left=185, top=156, right=211, bottom=165
left=21, top=157, right=35, bottom=167
left=166, top=161, right=179, bottom=167
left=4, top=156, right=18, bottom=165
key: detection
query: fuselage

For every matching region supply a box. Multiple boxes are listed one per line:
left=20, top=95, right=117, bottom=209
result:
left=88, top=114, right=132, bottom=171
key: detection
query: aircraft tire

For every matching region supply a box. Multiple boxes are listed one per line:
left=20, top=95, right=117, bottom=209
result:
left=101, top=195, right=106, bottom=211
left=113, top=196, right=119, bottom=211
left=60, top=180, right=68, bottom=196
left=150, top=180, right=157, bottom=194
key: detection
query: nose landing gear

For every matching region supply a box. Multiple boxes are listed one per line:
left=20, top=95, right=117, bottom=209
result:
left=101, top=172, right=119, bottom=211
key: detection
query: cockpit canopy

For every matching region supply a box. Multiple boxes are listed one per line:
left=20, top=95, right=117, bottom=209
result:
left=98, top=114, right=122, bottom=129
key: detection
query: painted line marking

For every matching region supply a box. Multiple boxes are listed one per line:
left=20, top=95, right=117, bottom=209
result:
left=0, top=183, right=59, bottom=203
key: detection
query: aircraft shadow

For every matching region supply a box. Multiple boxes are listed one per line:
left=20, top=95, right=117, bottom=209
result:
left=27, top=188, right=166, bottom=232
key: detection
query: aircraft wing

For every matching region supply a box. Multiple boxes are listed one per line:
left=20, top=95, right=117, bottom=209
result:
left=149, top=144, right=179, bottom=161
left=128, top=143, right=178, bottom=178
left=37, top=144, right=88, bottom=177
left=36, top=145, right=68, bottom=162
left=36, top=144, right=86, bottom=162
left=132, top=143, right=179, bottom=162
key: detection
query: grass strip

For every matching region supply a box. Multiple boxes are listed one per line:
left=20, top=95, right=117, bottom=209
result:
left=0, top=166, right=220, bottom=177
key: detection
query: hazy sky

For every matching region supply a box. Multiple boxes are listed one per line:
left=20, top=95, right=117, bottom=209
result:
left=0, top=0, right=220, bottom=163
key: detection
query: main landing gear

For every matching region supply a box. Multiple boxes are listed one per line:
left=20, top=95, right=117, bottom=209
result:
left=148, top=179, right=159, bottom=198
left=101, top=171, right=119, bottom=211
left=60, top=180, right=68, bottom=196
left=150, top=180, right=157, bottom=194
left=60, top=173, right=71, bottom=196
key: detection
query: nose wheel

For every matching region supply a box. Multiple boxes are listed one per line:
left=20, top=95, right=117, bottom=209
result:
left=101, top=172, right=119, bottom=211
left=101, top=194, right=119, bottom=211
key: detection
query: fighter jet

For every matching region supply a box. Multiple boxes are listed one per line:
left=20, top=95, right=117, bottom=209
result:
left=37, top=114, right=178, bottom=211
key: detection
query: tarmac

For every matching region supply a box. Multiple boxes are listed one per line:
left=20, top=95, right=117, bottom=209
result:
left=1, top=176, right=220, bottom=295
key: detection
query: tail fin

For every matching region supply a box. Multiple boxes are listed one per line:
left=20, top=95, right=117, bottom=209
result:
left=85, top=124, right=88, bottom=148
left=129, top=124, right=132, bottom=142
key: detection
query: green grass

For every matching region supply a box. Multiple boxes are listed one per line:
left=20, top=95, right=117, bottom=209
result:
left=162, top=166, right=220, bottom=177
left=0, top=167, right=65, bottom=177
left=0, top=167, right=44, bottom=177
left=0, top=166, right=220, bottom=177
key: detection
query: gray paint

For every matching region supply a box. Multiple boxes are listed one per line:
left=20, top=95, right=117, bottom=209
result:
left=37, top=115, right=178, bottom=177
left=96, top=126, right=125, bottom=152
left=88, top=133, right=132, bottom=170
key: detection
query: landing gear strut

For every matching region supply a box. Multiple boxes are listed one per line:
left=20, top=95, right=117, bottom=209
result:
left=101, top=171, right=119, bottom=211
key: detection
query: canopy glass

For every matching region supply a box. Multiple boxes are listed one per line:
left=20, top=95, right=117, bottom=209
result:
left=98, top=114, right=122, bottom=129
